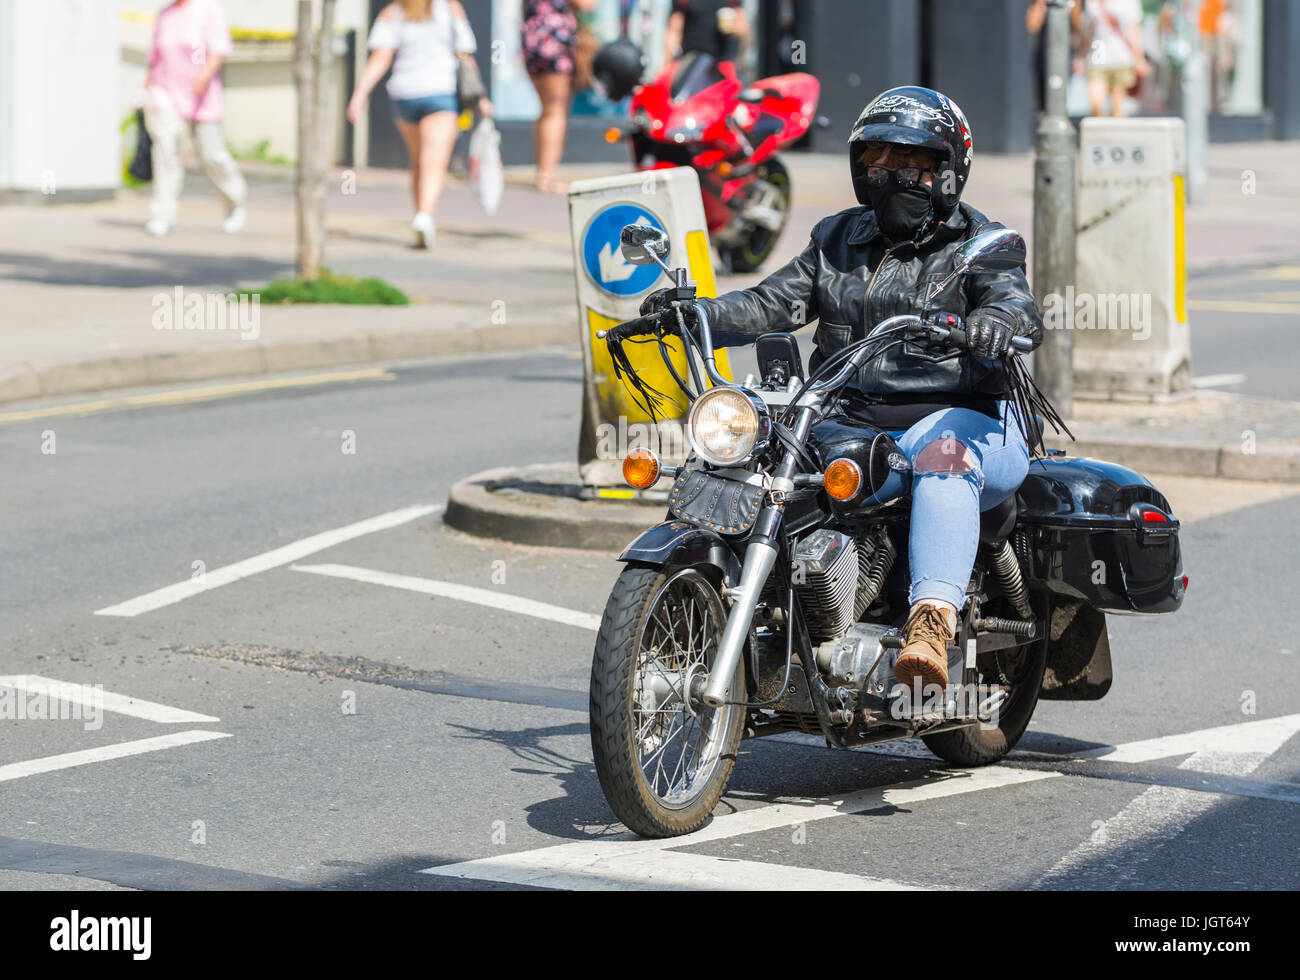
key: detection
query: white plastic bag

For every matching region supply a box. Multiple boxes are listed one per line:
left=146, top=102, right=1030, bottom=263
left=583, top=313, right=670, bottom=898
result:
left=468, top=118, right=503, bottom=216
left=1066, top=71, right=1090, bottom=118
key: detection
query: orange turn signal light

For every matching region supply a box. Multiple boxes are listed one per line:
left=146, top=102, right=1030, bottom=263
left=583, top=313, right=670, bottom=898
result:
left=623, top=448, right=661, bottom=489
left=824, top=458, right=863, bottom=501
left=605, top=127, right=623, bottom=144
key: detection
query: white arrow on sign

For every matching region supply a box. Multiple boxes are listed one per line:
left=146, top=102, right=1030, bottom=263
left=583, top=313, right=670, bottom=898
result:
left=597, top=241, right=637, bottom=285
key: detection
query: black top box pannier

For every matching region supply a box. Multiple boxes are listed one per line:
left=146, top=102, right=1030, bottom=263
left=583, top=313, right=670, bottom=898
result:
left=1015, top=455, right=1186, bottom=615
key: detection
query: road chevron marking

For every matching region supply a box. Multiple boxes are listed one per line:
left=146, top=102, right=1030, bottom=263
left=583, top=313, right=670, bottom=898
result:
left=94, top=504, right=441, bottom=617
left=0, top=675, right=218, bottom=724
left=1071, top=712, right=1300, bottom=764
left=290, top=563, right=603, bottom=632
left=0, top=731, right=231, bottom=784
left=421, top=766, right=1056, bottom=890
left=429, top=849, right=927, bottom=891
left=1035, top=714, right=1300, bottom=888
left=420, top=714, right=1300, bottom=890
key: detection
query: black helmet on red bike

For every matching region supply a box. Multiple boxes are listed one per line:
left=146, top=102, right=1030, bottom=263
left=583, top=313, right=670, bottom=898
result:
left=848, top=86, right=974, bottom=220
left=592, top=38, right=646, bottom=103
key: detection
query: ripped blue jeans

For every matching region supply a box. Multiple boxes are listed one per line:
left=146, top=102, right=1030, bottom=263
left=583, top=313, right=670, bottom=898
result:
left=888, top=402, right=1029, bottom=610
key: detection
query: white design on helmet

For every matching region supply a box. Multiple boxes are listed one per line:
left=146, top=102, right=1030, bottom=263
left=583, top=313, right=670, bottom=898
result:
left=868, top=93, right=955, bottom=130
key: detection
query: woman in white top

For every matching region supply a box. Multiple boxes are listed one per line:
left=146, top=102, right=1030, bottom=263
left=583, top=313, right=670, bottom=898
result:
left=348, top=0, right=492, bottom=248
left=1077, top=0, right=1150, bottom=118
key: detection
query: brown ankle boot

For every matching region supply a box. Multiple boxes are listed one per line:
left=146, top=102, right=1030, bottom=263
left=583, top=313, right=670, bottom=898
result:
left=894, top=603, right=956, bottom=691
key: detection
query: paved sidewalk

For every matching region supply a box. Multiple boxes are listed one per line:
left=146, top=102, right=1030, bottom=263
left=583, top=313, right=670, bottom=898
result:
left=2, top=142, right=1298, bottom=477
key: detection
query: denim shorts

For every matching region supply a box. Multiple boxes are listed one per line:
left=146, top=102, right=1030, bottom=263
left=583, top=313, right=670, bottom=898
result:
left=391, top=93, right=458, bottom=123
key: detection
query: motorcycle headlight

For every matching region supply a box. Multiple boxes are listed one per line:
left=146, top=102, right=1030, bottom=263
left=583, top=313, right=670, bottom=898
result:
left=687, top=387, right=771, bottom=467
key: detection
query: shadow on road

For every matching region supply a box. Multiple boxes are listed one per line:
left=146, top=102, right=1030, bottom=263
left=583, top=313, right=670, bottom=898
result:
left=446, top=720, right=623, bottom=843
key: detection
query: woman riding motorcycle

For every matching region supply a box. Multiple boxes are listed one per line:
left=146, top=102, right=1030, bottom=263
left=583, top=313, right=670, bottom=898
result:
left=641, top=86, right=1046, bottom=694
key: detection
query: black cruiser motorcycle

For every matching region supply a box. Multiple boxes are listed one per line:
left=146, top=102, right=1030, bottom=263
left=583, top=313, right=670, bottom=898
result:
left=590, top=224, right=1187, bottom=839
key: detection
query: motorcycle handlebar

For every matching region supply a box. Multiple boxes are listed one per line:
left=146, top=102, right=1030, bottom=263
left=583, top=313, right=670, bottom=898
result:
left=599, top=305, right=1032, bottom=407
left=924, top=312, right=1034, bottom=354
left=597, top=302, right=731, bottom=392
left=595, top=312, right=661, bottom=341
left=688, top=303, right=732, bottom=388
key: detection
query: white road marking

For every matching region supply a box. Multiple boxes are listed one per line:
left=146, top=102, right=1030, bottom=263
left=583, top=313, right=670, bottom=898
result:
left=94, top=504, right=441, bottom=617
left=0, top=731, right=231, bottom=784
left=0, top=675, right=218, bottom=724
left=774, top=713, right=1300, bottom=765
left=422, top=714, right=1300, bottom=891
left=1072, top=712, right=1300, bottom=764
left=430, top=849, right=926, bottom=891
left=421, top=766, right=1055, bottom=889
left=1035, top=715, right=1300, bottom=888
left=1191, top=373, right=1246, bottom=389
left=291, top=563, right=602, bottom=632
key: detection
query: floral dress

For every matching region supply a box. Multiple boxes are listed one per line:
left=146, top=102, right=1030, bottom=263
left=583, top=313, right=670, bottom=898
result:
left=520, top=0, right=578, bottom=76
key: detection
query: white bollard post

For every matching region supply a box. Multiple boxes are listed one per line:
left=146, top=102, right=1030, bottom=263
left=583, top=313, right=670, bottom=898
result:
left=568, top=167, right=731, bottom=491
left=1067, top=117, right=1193, bottom=399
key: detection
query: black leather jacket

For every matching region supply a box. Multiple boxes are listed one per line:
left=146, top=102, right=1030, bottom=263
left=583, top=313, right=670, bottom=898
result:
left=698, top=202, right=1043, bottom=412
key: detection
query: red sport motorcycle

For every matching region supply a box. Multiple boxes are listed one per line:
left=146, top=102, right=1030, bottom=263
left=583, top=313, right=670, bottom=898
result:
left=603, top=50, right=821, bottom=273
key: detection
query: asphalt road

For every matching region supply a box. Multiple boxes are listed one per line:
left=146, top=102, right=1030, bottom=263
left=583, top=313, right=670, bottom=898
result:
left=2, top=344, right=1298, bottom=892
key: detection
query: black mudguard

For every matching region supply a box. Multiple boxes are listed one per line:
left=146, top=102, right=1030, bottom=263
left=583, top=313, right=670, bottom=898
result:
left=1040, top=600, right=1113, bottom=700
left=618, top=522, right=757, bottom=693
left=618, top=522, right=744, bottom=587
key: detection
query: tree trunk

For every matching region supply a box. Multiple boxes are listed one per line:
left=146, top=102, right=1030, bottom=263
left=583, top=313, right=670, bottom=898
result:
left=293, top=0, right=317, bottom=281
left=294, top=0, right=335, bottom=281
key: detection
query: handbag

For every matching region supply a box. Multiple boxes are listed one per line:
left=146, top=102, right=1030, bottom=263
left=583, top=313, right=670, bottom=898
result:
left=573, top=24, right=600, bottom=91
left=128, top=109, right=153, bottom=183
left=1097, top=1, right=1146, bottom=98
left=456, top=53, right=487, bottom=112
left=445, top=4, right=486, bottom=113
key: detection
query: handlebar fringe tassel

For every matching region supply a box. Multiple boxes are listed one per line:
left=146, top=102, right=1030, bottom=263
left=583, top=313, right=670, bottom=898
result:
left=605, top=332, right=683, bottom=423
left=1003, top=353, right=1074, bottom=457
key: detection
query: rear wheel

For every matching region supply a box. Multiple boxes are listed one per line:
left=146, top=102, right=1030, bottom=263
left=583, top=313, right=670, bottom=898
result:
left=920, top=636, right=1047, bottom=766
left=589, top=564, right=746, bottom=838
left=719, top=158, right=791, bottom=273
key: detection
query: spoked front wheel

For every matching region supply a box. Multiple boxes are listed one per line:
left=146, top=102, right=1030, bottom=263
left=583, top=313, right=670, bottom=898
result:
left=589, top=564, right=745, bottom=838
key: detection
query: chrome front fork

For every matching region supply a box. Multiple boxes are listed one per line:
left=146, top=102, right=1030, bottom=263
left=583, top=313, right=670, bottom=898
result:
left=696, top=406, right=813, bottom=709
left=698, top=539, right=778, bottom=708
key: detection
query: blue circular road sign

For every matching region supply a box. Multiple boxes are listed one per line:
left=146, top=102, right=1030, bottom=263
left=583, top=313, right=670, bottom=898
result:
left=581, top=203, right=668, bottom=297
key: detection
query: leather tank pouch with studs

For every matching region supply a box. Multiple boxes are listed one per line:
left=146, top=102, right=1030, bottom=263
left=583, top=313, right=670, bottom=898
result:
left=668, top=469, right=764, bottom=535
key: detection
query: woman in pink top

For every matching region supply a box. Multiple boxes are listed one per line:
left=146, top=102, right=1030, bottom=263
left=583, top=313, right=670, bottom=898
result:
left=143, top=0, right=247, bottom=236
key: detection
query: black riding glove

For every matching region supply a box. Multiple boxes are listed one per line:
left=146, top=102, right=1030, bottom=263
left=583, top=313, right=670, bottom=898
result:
left=967, top=308, right=1018, bottom=359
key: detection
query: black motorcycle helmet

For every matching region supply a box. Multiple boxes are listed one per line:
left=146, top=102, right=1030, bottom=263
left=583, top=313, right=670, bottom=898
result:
left=848, top=86, right=973, bottom=217
left=591, top=38, right=646, bottom=102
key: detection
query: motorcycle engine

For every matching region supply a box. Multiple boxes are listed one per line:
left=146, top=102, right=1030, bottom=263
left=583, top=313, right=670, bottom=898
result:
left=790, top=528, right=892, bottom=643
left=792, top=529, right=858, bottom=643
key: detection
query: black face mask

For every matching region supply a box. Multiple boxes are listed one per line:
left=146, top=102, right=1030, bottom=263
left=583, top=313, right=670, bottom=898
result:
left=865, top=176, right=933, bottom=243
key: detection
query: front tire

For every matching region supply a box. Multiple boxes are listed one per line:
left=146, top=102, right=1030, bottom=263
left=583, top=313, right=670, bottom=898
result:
left=589, top=564, right=746, bottom=838
left=920, top=636, right=1047, bottom=766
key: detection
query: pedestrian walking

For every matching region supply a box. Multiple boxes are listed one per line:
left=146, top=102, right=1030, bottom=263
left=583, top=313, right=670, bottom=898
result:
left=663, top=0, right=749, bottom=65
left=520, top=0, right=596, bottom=194
left=1079, top=0, right=1150, bottom=117
left=348, top=0, right=492, bottom=249
left=142, top=0, right=247, bottom=237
